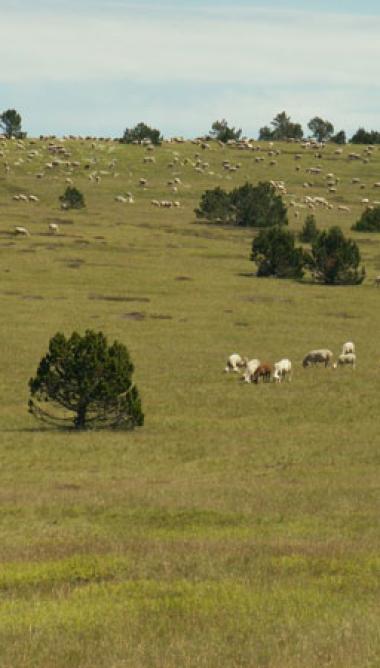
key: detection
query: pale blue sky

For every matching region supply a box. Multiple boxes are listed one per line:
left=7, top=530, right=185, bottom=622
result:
left=1, top=1, right=379, bottom=137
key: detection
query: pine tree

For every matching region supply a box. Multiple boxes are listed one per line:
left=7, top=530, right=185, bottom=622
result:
left=250, top=226, right=306, bottom=278
left=29, top=330, right=144, bottom=430
left=310, top=226, right=365, bottom=284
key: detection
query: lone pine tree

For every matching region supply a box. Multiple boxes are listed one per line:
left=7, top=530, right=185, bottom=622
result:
left=29, top=330, right=144, bottom=430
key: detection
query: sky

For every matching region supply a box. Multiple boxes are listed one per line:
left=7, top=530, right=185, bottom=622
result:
left=1, top=0, right=379, bottom=138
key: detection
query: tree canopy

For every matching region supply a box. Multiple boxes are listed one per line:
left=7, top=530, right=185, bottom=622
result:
left=0, top=109, right=22, bottom=138
left=59, top=186, right=85, bottom=210
left=352, top=206, right=380, bottom=232
left=29, top=330, right=144, bottom=430
left=230, top=182, right=288, bottom=228
left=309, top=226, right=365, bottom=285
left=350, top=128, right=380, bottom=145
left=251, top=226, right=306, bottom=278
left=330, top=130, right=346, bottom=145
left=194, top=187, right=234, bottom=224
left=195, top=182, right=288, bottom=227
left=259, top=111, right=303, bottom=141
left=308, top=117, right=334, bottom=142
left=121, top=122, right=162, bottom=145
left=299, top=214, right=319, bottom=243
left=210, top=119, right=242, bottom=143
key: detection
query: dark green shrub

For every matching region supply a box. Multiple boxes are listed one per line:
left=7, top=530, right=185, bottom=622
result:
left=352, top=206, right=380, bottom=232
left=59, top=186, right=85, bottom=210
left=29, top=330, right=144, bottom=430
left=230, top=182, right=288, bottom=228
left=250, top=226, right=306, bottom=278
left=310, top=226, right=365, bottom=284
left=299, top=214, right=319, bottom=243
left=195, top=187, right=235, bottom=223
left=195, top=182, right=288, bottom=227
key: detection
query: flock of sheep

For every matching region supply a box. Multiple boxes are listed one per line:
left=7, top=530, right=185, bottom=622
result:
left=225, top=341, right=356, bottom=384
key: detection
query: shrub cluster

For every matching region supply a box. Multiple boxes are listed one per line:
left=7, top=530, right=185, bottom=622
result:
left=251, top=223, right=365, bottom=285
left=195, top=182, right=288, bottom=228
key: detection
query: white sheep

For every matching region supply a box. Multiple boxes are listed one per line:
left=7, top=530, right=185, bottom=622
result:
left=273, top=359, right=292, bottom=383
left=342, top=341, right=355, bottom=355
left=224, top=353, right=248, bottom=373
left=333, top=353, right=356, bottom=369
left=241, top=359, right=261, bottom=383
left=302, top=349, right=333, bottom=368
left=14, top=226, right=30, bottom=236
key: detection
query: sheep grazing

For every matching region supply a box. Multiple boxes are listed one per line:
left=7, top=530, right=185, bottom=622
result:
left=224, top=353, right=248, bottom=373
left=252, top=363, right=273, bottom=384
left=48, top=223, right=59, bottom=234
left=241, top=359, right=261, bottom=383
left=302, top=349, right=333, bottom=368
left=333, top=353, right=356, bottom=369
left=273, top=359, right=292, bottom=383
left=342, top=341, right=355, bottom=355
left=14, top=226, right=30, bottom=236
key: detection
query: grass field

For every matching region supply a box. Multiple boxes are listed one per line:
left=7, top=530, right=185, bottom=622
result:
left=0, top=136, right=379, bottom=667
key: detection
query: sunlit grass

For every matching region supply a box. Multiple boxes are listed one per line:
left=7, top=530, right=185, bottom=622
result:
left=0, top=137, right=379, bottom=666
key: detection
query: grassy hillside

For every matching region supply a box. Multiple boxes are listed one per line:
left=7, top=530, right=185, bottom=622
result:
left=0, top=136, right=379, bottom=667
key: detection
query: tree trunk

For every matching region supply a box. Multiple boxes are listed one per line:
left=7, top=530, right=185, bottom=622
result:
left=74, top=404, right=87, bottom=429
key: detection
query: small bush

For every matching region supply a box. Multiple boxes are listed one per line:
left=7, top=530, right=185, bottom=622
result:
left=195, top=187, right=234, bottom=223
left=310, top=226, right=365, bottom=285
left=230, top=182, right=288, bottom=228
left=250, top=226, right=306, bottom=279
left=59, top=187, right=85, bottom=210
left=352, top=206, right=380, bottom=232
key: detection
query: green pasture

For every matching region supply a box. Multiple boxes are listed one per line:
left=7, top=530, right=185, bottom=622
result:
left=0, top=137, right=379, bottom=667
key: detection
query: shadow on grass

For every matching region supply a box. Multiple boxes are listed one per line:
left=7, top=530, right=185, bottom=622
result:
left=0, top=427, right=76, bottom=433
